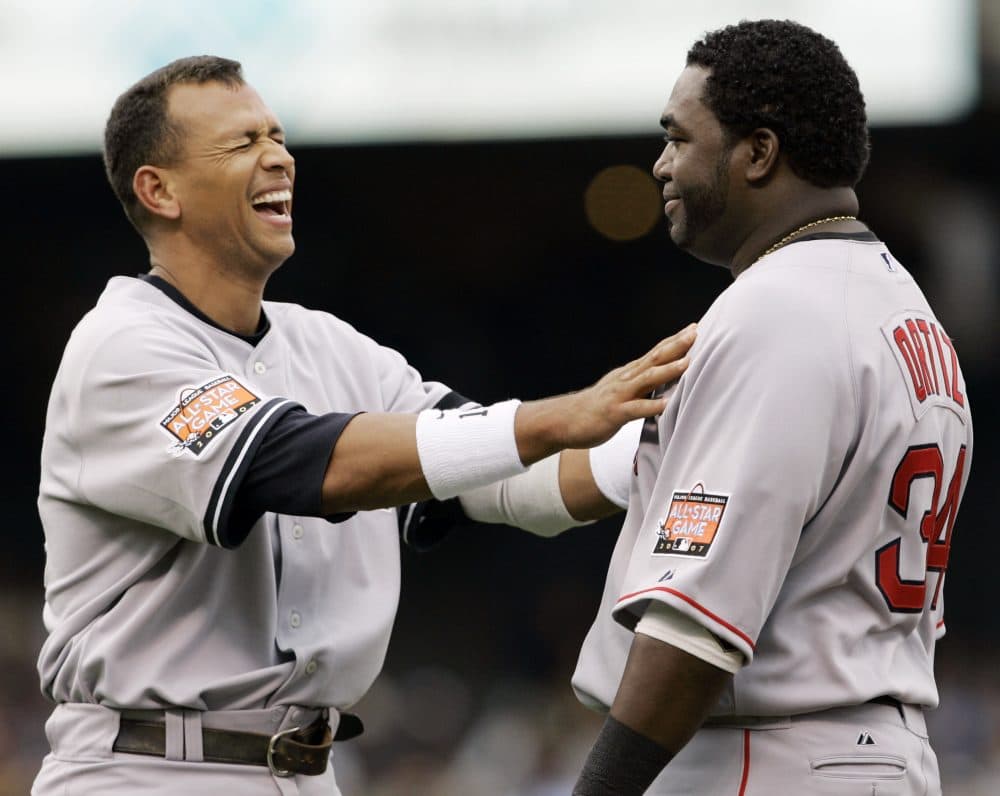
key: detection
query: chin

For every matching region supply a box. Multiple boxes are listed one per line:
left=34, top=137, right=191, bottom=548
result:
left=273, top=236, right=296, bottom=260
left=667, top=223, right=691, bottom=250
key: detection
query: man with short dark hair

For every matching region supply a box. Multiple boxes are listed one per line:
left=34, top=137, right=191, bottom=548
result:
left=571, top=20, right=971, bottom=795
left=32, top=55, right=694, bottom=794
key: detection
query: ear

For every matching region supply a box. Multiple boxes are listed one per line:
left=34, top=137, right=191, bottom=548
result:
left=133, top=166, right=181, bottom=220
left=744, top=128, right=780, bottom=184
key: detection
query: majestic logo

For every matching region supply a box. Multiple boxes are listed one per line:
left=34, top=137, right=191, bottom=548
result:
left=652, top=484, right=729, bottom=558
left=160, top=375, right=260, bottom=457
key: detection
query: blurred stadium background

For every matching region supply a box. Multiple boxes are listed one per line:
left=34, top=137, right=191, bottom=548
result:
left=2, top=1, right=998, bottom=793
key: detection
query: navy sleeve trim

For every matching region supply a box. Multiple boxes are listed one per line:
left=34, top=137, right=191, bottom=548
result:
left=203, top=397, right=299, bottom=548
left=434, top=391, right=476, bottom=410
left=235, top=406, right=360, bottom=529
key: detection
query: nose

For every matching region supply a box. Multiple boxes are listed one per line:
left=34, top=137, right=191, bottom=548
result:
left=262, top=140, right=295, bottom=174
left=652, top=144, right=672, bottom=183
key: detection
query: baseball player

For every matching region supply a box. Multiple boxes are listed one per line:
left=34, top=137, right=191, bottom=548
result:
left=564, top=20, right=974, bottom=795
left=32, top=56, right=695, bottom=795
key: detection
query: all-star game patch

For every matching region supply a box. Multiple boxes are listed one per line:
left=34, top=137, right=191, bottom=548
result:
left=160, top=375, right=260, bottom=457
left=652, top=485, right=729, bottom=558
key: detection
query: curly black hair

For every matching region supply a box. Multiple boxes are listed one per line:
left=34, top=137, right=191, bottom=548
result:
left=687, top=19, right=870, bottom=188
left=103, top=55, right=244, bottom=232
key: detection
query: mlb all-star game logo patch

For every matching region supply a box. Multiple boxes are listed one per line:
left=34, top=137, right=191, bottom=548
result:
left=160, top=375, right=260, bottom=457
left=652, top=484, right=729, bottom=558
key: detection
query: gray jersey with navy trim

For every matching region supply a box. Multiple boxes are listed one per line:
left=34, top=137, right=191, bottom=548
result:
left=572, top=235, right=973, bottom=717
left=38, top=275, right=451, bottom=712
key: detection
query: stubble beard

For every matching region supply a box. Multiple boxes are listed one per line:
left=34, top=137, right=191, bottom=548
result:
left=668, top=153, right=731, bottom=252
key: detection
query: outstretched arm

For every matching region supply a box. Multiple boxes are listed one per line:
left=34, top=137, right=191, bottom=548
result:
left=322, top=325, right=695, bottom=515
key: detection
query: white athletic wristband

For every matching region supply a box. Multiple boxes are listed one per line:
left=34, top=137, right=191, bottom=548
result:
left=458, top=452, right=591, bottom=537
left=415, top=399, right=528, bottom=500
left=588, top=418, right=643, bottom=509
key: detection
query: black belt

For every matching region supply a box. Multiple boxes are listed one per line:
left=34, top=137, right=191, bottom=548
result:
left=703, top=697, right=911, bottom=729
left=867, top=695, right=906, bottom=720
left=113, top=710, right=364, bottom=777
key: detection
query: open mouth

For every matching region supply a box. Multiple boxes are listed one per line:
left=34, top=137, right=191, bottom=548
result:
left=251, top=189, right=292, bottom=219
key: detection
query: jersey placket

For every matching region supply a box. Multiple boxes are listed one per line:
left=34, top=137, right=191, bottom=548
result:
left=242, top=337, right=320, bottom=681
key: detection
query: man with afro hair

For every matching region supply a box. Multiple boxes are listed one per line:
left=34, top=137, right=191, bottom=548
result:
left=571, top=19, right=970, bottom=795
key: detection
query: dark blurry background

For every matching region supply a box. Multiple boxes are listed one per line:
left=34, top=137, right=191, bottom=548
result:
left=3, top=2, right=999, bottom=795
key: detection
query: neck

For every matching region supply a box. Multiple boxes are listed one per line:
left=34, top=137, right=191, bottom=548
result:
left=729, top=187, right=860, bottom=278
left=148, top=252, right=269, bottom=336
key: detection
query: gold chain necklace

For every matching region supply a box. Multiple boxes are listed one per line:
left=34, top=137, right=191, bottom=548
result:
left=755, top=215, right=857, bottom=263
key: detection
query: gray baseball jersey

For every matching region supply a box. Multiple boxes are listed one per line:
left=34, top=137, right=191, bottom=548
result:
left=572, top=233, right=973, bottom=717
left=38, top=274, right=452, bottom=713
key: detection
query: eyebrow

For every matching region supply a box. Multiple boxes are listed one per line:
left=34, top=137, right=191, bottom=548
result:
left=659, top=114, right=687, bottom=133
left=237, top=124, right=285, bottom=140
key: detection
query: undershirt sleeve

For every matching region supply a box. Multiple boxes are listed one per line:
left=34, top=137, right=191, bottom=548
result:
left=228, top=407, right=360, bottom=543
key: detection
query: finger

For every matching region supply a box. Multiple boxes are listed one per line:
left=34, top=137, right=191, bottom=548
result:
left=648, top=324, right=697, bottom=363
left=621, top=395, right=671, bottom=419
left=628, top=356, right=690, bottom=393
left=620, top=324, right=696, bottom=379
left=662, top=322, right=698, bottom=345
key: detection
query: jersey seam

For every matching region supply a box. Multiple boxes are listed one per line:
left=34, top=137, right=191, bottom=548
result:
left=844, top=248, right=862, bottom=472
left=802, top=249, right=862, bottom=532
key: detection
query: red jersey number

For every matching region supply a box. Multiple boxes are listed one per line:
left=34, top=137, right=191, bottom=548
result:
left=876, top=444, right=967, bottom=613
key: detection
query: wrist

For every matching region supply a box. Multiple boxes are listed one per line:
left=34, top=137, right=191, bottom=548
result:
left=513, top=395, right=575, bottom=465
left=574, top=715, right=674, bottom=796
left=415, top=399, right=528, bottom=499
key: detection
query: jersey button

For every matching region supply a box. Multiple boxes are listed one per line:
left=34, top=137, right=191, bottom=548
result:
left=253, top=361, right=267, bottom=375
left=290, top=611, right=301, bottom=628
left=292, top=524, right=304, bottom=539
left=305, top=660, right=318, bottom=675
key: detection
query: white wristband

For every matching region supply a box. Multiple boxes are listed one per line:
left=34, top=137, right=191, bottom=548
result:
left=415, top=399, right=528, bottom=499
left=458, top=452, right=591, bottom=537
left=588, top=418, right=643, bottom=509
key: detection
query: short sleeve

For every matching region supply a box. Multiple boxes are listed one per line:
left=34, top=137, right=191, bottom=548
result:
left=613, top=285, right=856, bottom=661
left=64, top=321, right=299, bottom=547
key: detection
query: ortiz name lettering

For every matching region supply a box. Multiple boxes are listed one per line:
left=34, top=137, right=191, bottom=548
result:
left=889, top=315, right=964, bottom=411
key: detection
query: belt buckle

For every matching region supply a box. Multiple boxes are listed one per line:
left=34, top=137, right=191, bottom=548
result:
left=266, top=725, right=301, bottom=778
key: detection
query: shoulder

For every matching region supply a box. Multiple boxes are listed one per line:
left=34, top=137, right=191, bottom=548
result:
left=696, top=250, right=853, bottom=370
left=69, top=277, right=184, bottom=352
left=62, top=279, right=214, bottom=379
left=264, top=301, right=409, bottom=365
left=718, top=263, right=844, bottom=339
left=263, top=299, right=366, bottom=340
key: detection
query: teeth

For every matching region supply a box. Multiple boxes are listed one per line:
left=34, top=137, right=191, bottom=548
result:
left=252, top=190, right=292, bottom=206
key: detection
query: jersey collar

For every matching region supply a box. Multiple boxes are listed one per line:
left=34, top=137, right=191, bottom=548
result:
left=138, top=273, right=271, bottom=346
left=790, top=230, right=880, bottom=245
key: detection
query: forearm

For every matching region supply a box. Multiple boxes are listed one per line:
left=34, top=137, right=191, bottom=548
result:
left=455, top=447, right=620, bottom=537
left=322, top=326, right=693, bottom=515
left=575, top=634, right=732, bottom=795
left=322, top=400, right=629, bottom=516
left=611, top=634, right=732, bottom=751
left=559, top=448, right=623, bottom=522
left=323, top=401, right=541, bottom=513
left=322, top=412, right=429, bottom=513
left=456, top=418, right=640, bottom=535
